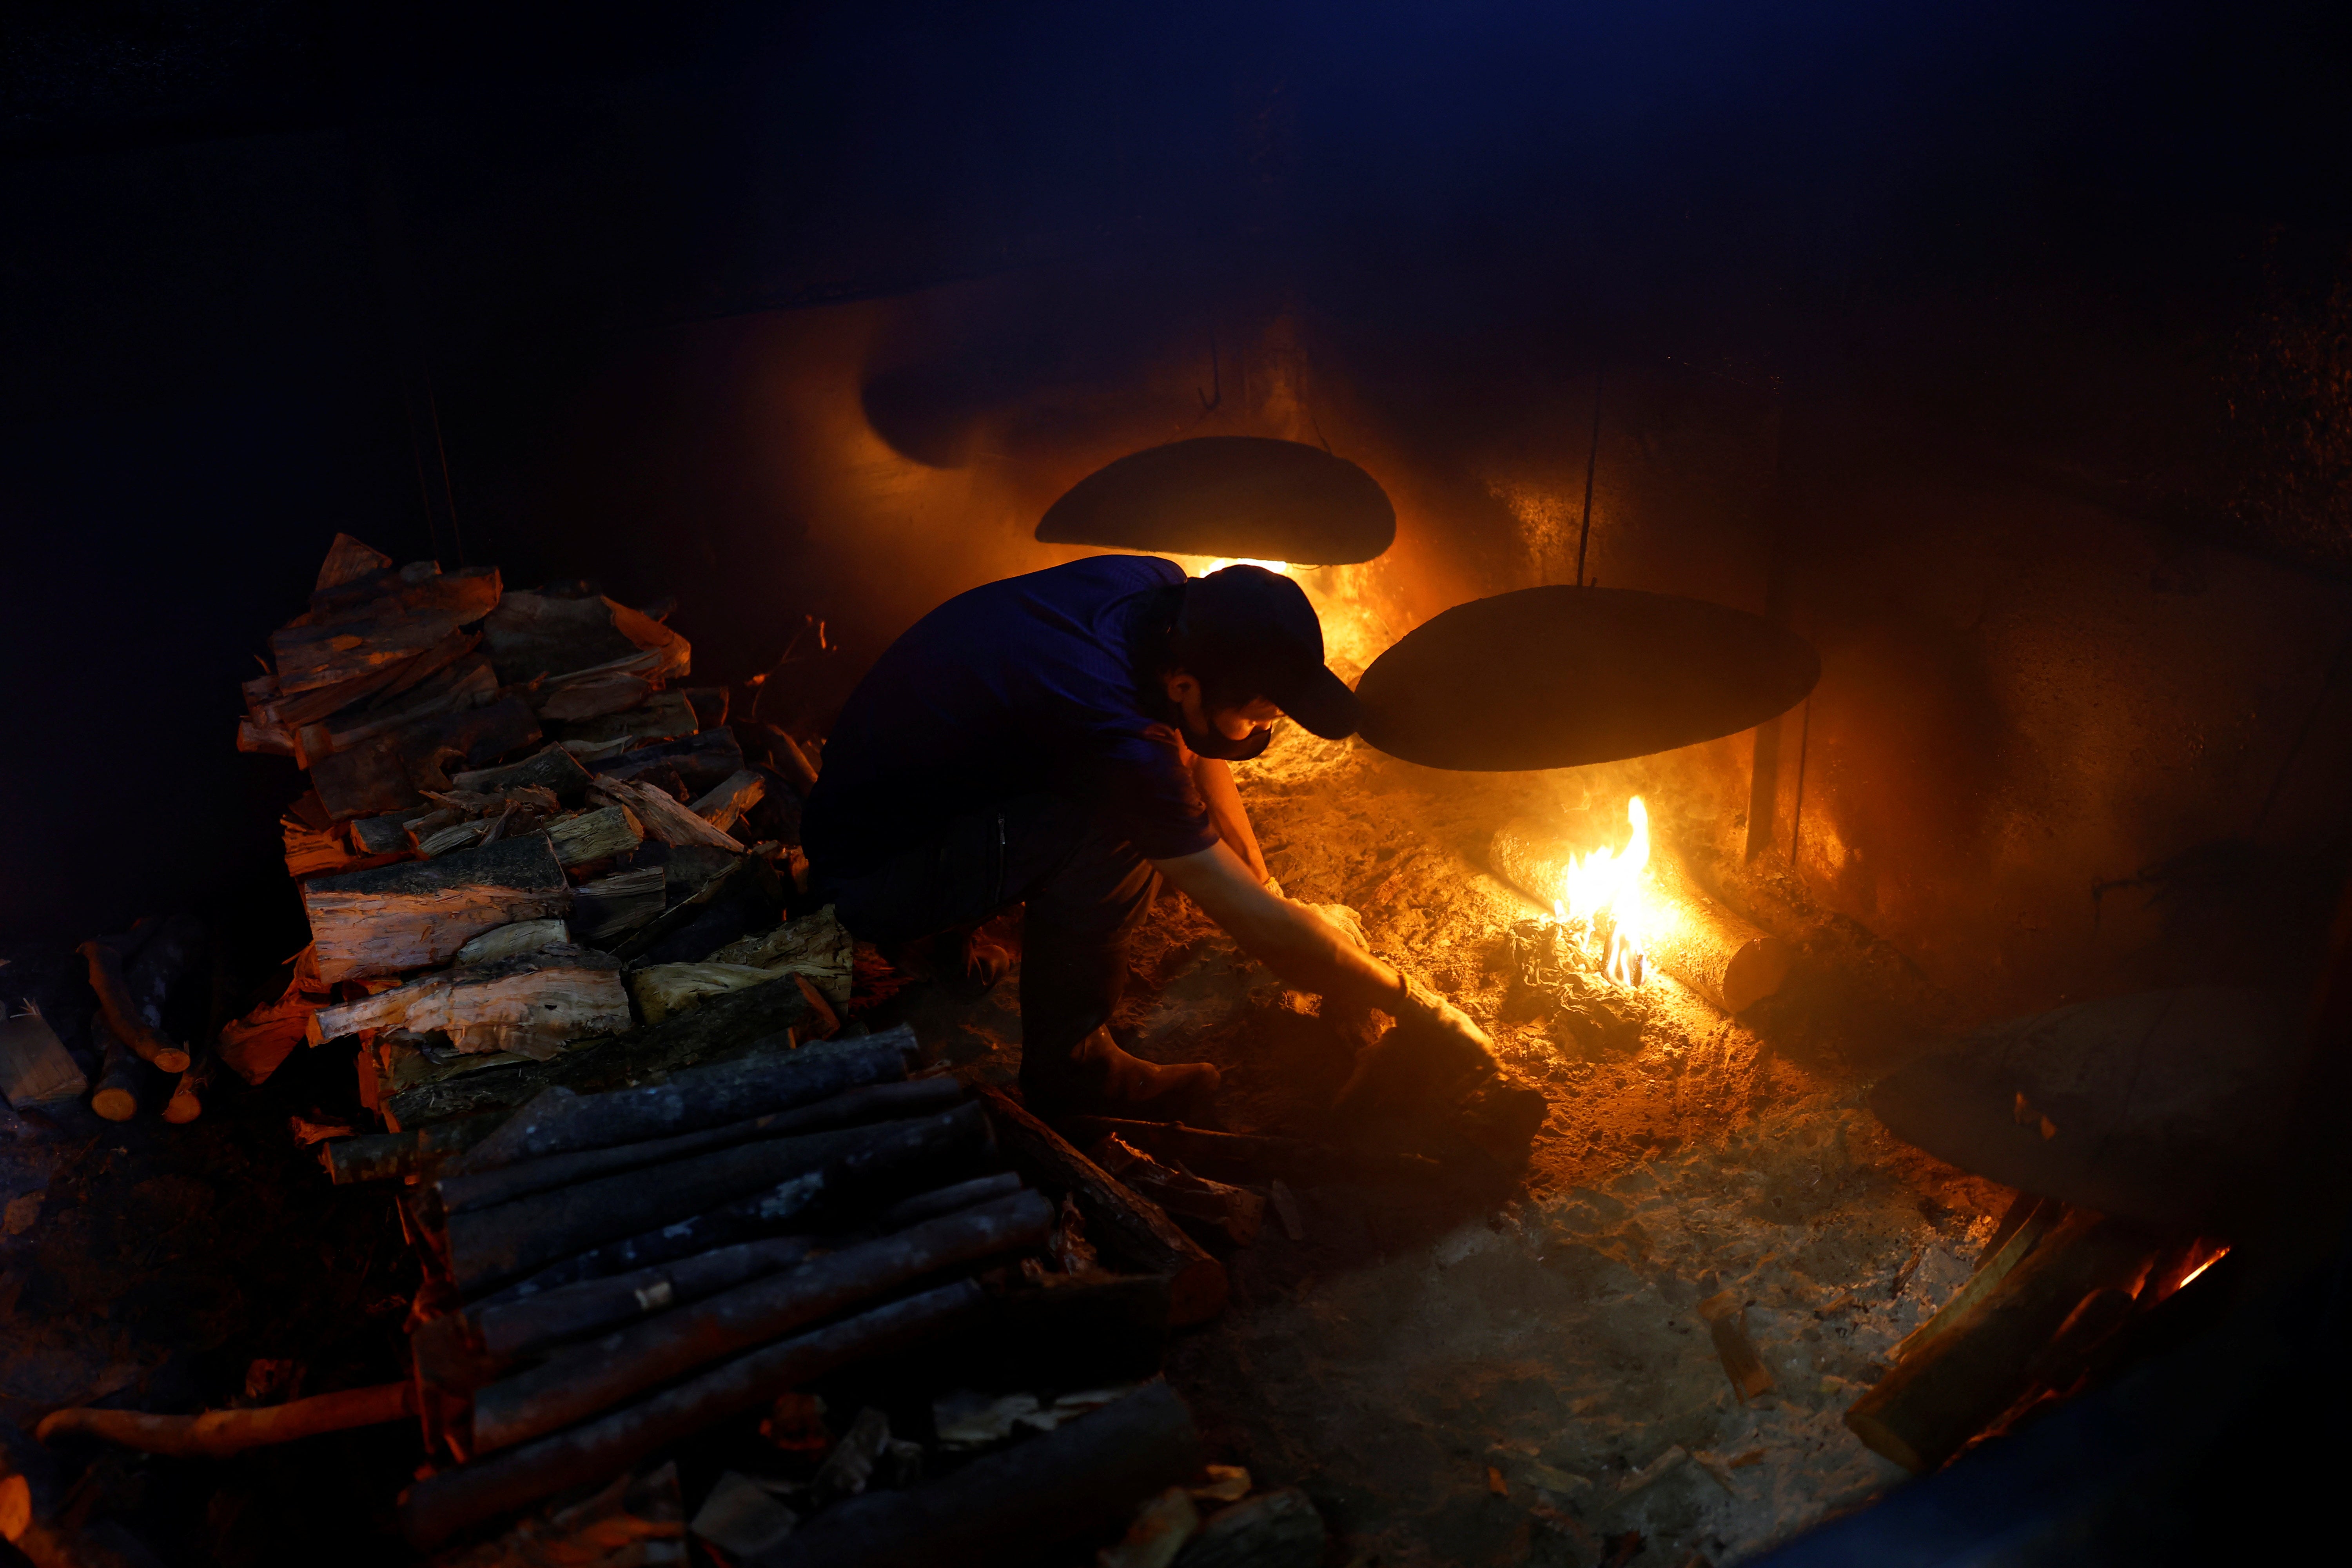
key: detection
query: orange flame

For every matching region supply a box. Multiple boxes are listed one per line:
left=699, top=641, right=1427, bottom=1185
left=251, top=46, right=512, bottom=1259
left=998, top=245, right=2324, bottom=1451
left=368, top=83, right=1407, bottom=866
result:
left=1552, top=797, right=1656, bottom=987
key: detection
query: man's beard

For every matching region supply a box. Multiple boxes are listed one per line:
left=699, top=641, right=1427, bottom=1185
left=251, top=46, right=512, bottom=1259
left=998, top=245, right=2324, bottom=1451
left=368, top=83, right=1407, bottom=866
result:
left=1176, top=712, right=1274, bottom=762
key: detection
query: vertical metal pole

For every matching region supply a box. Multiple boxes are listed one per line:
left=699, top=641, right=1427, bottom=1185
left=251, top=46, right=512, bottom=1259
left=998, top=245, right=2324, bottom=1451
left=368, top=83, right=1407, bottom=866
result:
left=1574, top=370, right=1604, bottom=587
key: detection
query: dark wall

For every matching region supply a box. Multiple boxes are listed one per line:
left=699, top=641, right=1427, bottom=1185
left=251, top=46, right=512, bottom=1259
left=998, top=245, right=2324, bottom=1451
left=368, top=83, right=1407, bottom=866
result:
left=4, top=0, right=2350, bottom=951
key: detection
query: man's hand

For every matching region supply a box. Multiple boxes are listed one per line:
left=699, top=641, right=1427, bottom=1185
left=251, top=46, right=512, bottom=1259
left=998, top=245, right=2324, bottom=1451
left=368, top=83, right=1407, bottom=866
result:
left=1297, top=900, right=1368, bottom=952
left=1152, top=842, right=1400, bottom=1009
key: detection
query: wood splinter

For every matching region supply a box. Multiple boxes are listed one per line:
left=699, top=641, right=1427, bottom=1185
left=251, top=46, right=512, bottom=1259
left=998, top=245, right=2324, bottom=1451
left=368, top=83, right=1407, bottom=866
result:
left=1696, top=1290, right=1775, bottom=1401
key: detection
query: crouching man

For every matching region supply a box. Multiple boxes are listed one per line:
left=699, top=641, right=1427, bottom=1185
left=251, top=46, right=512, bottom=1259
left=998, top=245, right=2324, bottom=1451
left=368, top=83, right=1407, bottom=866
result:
left=802, top=556, right=1488, bottom=1120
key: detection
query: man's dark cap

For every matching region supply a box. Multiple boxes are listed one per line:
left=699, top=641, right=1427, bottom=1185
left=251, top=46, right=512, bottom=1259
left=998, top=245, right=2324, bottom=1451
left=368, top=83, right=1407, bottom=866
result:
left=1178, top=565, right=1362, bottom=739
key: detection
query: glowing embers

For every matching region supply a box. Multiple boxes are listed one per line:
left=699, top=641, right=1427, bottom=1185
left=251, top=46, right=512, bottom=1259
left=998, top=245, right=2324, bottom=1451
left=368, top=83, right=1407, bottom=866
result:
left=1549, top=797, right=1664, bottom=990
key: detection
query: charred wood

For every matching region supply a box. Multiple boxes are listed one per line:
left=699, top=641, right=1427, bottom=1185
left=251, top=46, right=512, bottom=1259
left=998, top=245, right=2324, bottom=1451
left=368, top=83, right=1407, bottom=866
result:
left=471, top=1232, right=822, bottom=1359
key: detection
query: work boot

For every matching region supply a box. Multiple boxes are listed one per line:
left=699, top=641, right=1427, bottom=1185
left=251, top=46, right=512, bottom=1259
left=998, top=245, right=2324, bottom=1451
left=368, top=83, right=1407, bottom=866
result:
left=1020, top=1026, right=1220, bottom=1122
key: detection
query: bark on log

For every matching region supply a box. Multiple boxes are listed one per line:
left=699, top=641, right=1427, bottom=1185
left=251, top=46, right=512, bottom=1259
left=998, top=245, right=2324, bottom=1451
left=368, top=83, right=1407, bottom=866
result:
left=445, top=1111, right=956, bottom=1296
left=439, top=1076, right=963, bottom=1215
left=481, top=1108, right=997, bottom=1303
left=978, top=1088, right=1226, bottom=1325
left=454, top=918, right=569, bottom=966
left=0, top=1009, right=87, bottom=1108
left=1843, top=1211, right=2160, bottom=1471
left=1489, top=817, right=1793, bottom=1014
left=303, top=835, right=570, bottom=985
left=592, top=729, right=745, bottom=795
left=401, top=1282, right=981, bottom=1549
left=472, top=1232, right=821, bottom=1359
left=308, top=945, right=628, bottom=1057
left=75, top=942, right=189, bottom=1073
left=748, top=1381, right=1199, bottom=1568
left=381, top=972, right=824, bottom=1130
left=451, top=744, right=596, bottom=802
left=857, top=1172, right=1025, bottom=1235
left=34, top=1383, right=412, bottom=1459
left=322, top=1113, right=509, bottom=1184
left=569, top=865, right=666, bottom=942
left=457, top=1027, right=919, bottom=1171
left=470, top=1188, right=1052, bottom=1453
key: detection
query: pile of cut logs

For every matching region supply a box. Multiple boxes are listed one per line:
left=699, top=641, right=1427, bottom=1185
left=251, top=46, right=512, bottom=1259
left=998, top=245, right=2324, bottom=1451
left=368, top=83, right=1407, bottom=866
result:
left=2, top=535, right=1339, bottom=1565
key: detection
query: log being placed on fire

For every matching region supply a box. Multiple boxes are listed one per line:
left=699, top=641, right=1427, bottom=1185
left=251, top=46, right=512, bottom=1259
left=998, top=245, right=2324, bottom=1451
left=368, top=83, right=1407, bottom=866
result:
left=749, top=1382, right=1200, bottom=1568
left=979, top=1087, right=1226, bottom=1325
left=479, top=1100, right=999, bottom=1303
left=468, top=1189, right=1053, bottom=1453
left=455, top=1027, right=921, bottom=1173
left=34, top=1383, right=413, bottom=1459
left=1843, top=1210, right=2161, bottom=1472
left=402, top=1282, right=984, bottom=1548
left=308, top=944, right=630, bottom=1056
left=443, top=1108, right=969, bottom=1296
left=1489, top=817, right=1793, bottom=1015
left=436, top=1076, right=965, bottom=1215
left=301, top=834, right=571, bottom=985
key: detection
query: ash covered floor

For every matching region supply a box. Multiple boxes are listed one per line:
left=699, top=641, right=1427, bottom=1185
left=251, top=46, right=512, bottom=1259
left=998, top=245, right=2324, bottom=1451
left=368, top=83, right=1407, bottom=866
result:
left=901, top=733, right=2010, bottom=1566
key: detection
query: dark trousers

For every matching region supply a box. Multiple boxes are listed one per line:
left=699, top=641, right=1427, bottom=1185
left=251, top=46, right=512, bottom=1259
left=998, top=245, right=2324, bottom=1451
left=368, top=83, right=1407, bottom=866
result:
left=818, top=794, right=1160, bottom=1063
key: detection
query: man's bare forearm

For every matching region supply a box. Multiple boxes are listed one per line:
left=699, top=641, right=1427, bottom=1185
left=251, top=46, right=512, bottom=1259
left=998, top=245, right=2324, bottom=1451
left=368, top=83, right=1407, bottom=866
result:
left=1153, top=841, right=1398, bottom=1009
left=1189, top=757, right=1269, bottom=884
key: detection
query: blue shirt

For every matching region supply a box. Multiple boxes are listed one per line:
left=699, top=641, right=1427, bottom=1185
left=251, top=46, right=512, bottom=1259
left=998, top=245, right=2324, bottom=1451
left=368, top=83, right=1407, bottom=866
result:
left=803, top=555, right=1218, bottom=875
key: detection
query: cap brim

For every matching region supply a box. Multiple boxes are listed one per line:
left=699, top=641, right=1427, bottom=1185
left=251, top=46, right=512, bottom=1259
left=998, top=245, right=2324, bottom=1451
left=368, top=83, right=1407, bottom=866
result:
left=1274, top=663, right=1362, bottom=740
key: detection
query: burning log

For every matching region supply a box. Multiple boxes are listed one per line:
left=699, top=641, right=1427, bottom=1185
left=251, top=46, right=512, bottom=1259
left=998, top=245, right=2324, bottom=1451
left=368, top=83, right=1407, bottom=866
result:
left=401, top=1281, right=984, bottom=1548
left=437, top=1077, right=964, bottom=1214
left=750, top=1381, right=1200, bottom=1568
left=1489, top=815, right=1793, bottom=1014
left=33, top=1383, right=413, bottom=1459
left=301, top=834, right=571, bottom=985
left=74, top=941, right=189, bottom=1074
left=1843, top=1210, right=2161, bottom=1471
left=468, top=1189, right=1052, bottom=1452
left=978, top=1087, right=1226, bottom=1325
left=443, top=1108, right=969, bottom=1296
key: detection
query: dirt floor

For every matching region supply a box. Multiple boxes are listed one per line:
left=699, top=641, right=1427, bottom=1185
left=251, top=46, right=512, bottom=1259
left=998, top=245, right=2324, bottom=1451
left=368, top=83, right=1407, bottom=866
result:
left=897, top=727, right=2013, bottom=1567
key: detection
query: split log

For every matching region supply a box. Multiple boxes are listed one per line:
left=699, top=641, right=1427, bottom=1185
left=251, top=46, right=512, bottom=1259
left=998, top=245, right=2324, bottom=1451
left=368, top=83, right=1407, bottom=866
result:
left=611, top=855, right=784, bottom=967
left=592, top=776, right=742, bottom=852
left=312, top=561, right=503, bottom=624
left=481, top=591, right=690, bottom=688
left=316, top=532, right=392, bottom=589
left=1889, top=1196, right=2062, bottom=1363
left=547, top=805, right=643, bottom=868
left=76, top=942, right=189, bottom=1073
left=452, top=744, right=597, bottom=802
left=0, top=1007, right=87, bottom=1108
left=472, top=1232, right=821, bottom=1359
left=438, top=1076, right=964, bottom=1215
left=381, top=971, right=826, bottom=1129
left=750, top=1381, right=1199, bottom=1568
left=554, top=691, right=699, bottom=749
left=691, top=770, right=766, bottom=833
left=302, top=835, right=569, bottom=985
left=978, top=1087, right=1226, bottom=1325
left=1489, top=817, right=1793, bottom=1014
left=308, top=945, right=628, bottom=1057
left=454, top=918, right=569, bottom=966
left=457, top=1027, right=921, bottom=1171
left=1089, top=1135, right=1265, bottom=1247
left=763, top=728, right=820, bottom=799
left=570, top=865, right=667, bottom=942
left=533, top=670, right=655, bottom=722
left=682, top=687, right=730, bottom=728
left=398, top=691, right=543, bottom=792
left=480, top=1109, right=998, bottom=1305
left=708, top=907, right=853, bottom=1006
left=1843, top=1210, right=2160, bottom=1471
left=1174, top=1488, right=1325, bottom=1568
left=271, top=606, right=469, bottom=695
left=310, top=732, right=424, bottom=820
left=318, top=657, right=498, bottom=757
left=401, top=1282, right=980, bottom=1548
left=253, top=630, right=483, bottom=735
left=444, top=1107, right=965, bottom=1296
left=34, top=1383, right=413, bottom=1459
left=470, top=1187, right=1052, bottom=1452
left=322, top=1113, right=509, bottom=1183
left=629, top=962, right=806, bottom=1026
left=592, top=728, right=745, bottom=795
